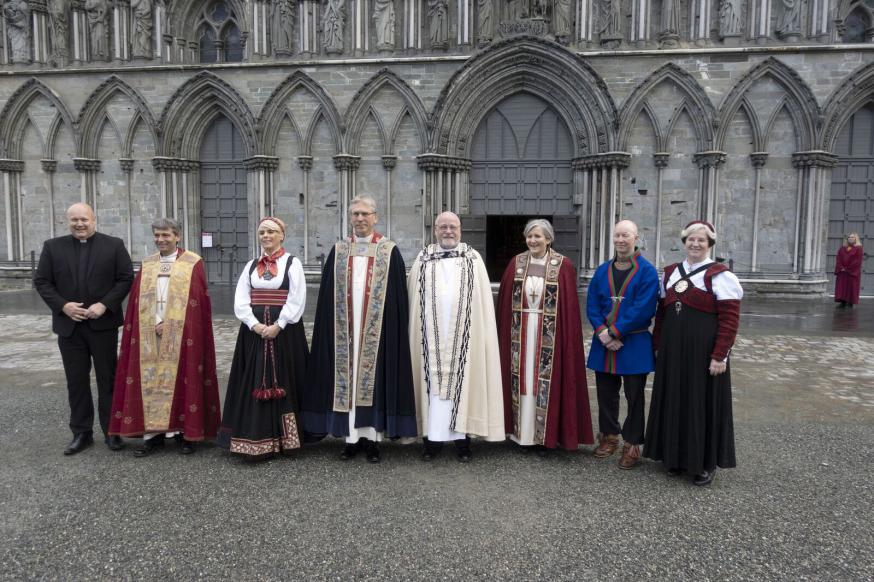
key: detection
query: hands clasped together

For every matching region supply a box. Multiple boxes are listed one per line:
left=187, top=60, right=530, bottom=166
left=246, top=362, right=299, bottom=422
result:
left=62, top=301, right=106, bottom=322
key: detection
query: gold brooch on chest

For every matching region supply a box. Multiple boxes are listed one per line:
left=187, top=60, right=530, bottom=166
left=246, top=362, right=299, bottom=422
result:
left=158, top=263, right=172, bottom=275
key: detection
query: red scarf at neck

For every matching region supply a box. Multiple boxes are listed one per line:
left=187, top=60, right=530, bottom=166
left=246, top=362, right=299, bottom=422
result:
left=256, top=248, right=286, bottom=279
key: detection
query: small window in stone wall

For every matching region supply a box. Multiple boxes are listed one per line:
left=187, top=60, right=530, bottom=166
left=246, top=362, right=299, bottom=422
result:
left=196, top=1, right=244, bottom=63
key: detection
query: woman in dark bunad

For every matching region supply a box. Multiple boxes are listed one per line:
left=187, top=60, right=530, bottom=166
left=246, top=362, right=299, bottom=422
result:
left=834, top=232, right=863, bottom=308
left=218, top=217, right=309, bottom=460
left=497, top=219, right=594, bottom=456
left=644, top=221, right=743, bottom=486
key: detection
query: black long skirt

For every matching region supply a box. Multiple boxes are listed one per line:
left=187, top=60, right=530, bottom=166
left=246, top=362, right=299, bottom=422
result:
left=643, top=304, right=736, bottom=474
left=218, top=307, right=309, bottom=459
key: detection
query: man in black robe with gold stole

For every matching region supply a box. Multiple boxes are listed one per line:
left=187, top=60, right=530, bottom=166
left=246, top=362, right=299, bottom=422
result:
left=301, top=196, right=418, bottom=462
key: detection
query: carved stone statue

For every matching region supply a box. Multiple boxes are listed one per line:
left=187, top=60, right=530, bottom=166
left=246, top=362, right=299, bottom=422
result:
left=322, top=0, right=345, bottom=54
left=131, top=0, right=153, bottom=59
left=4, top=0, right=31, bottom=63
left=478, top=0, right=493, bottom=43
left=598, top=0, right=621, bottom=36
left=272, top=0, right=294, bottom=54
left=718, top=0, right=741, bottom=37
left=48, top=0, right=70, bottom=64
left=776, top=0, right=801, bottom=38
left=85, top=0, right=109, bottom=61
left=505, top=0, right=527, bottom=20
left=373, top=0, right=395, bottom=49
left=428, top=0, right=448, bottom=49
left=552, top=0, right=572, bottom=38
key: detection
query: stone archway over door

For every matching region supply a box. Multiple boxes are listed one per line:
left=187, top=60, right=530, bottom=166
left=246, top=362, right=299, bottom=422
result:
left=200, top=115, right=249, bottom=285
left=830, top=103, right=874, bottom=295
left=468, top=92, right=577, bottom=279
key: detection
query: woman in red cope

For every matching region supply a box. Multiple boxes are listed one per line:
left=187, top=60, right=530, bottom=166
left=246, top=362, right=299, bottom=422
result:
left=834, top=232, right=863, bottom=308
left=644, top=221, right=743, bottom=486
left=218, top=217, right=309, bottom=460
left=497, top=219, right=594, bottom=456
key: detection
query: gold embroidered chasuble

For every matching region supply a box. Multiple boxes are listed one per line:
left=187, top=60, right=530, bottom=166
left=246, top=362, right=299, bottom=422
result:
left=137, top=251, right=198, bottom=431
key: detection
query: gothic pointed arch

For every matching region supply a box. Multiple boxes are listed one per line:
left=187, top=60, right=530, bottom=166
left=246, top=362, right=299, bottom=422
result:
left=257, top=71, right=343, bottom=156
left=0, top=78, right=76, bottom=158
left=430, top=37, right=617, bottom=157
left=821, top=61, right=874, bottom=151
left=78, top=75, right=157, bottom=158
left=159, top=71, right=257, bottom=158
left=618, top=63, right=715, bottom=152
left=172, top=0, right=249, bottom=53
left=716, top=57, right=819, bottom=152
left=344, top=68, right=429, bottom=154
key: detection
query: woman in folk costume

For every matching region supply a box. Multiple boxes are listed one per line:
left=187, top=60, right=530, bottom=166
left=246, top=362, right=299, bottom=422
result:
left=644, top=221, right=743, bottom=486
left=497, top=219, right=593, bottom=455
left=218, top=217, right=309, bottom=460
left=834, top=232, right=863, bottom=308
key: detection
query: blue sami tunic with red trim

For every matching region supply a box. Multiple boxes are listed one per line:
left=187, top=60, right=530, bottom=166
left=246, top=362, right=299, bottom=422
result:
left=586, top=252, right=659, bottom=375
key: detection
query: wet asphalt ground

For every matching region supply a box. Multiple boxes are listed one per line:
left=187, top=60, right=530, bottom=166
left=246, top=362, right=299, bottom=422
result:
left=0, top=289, right=872, bottom=581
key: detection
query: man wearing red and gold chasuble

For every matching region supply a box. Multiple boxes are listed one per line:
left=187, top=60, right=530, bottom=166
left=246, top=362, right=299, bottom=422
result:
left=586, top=220, right=659, bottom=469
left=109, top=218, right=221, bottom=455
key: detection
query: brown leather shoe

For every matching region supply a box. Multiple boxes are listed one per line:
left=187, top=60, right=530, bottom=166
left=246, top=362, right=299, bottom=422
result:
left=618, top=443, right=641, bottom=469
left=593, top=434, right=620, bottom=458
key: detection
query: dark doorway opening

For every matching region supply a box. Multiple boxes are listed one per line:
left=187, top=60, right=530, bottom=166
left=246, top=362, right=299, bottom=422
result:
left=486, top=215, right=545, bottom=281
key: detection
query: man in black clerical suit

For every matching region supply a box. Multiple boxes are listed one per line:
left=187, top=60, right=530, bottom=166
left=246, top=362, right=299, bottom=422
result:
left=34, top=203, right=134, bottom=455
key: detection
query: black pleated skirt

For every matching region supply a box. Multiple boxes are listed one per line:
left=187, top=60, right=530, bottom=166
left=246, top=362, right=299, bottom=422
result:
left=218, top=306, right=309, bottom=459
left=644, top=304, right=736, bottom=474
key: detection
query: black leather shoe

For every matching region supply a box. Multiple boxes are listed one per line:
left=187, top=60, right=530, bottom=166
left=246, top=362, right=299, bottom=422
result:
left=534, top=445, right=549, bottom=458
left=133, top=435, right=165, bottom=458
left=455, top=437, right=472, bottom=463
left=693, top=470, right=715, bottom=486
left=667, top=468, right=682, bottom=476
left=340, top=443, right=358, bottom=460
left=179, top=440, right=195, bottom=455
left=64, top=432, right=93, bottom=456
left=105, top=435, right=125, bottom=451
left=365, top=442, right=380, bottom=463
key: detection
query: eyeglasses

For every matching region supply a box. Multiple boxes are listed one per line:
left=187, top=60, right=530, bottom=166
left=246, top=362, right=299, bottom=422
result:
left=350, top=211, right=375, bottom=218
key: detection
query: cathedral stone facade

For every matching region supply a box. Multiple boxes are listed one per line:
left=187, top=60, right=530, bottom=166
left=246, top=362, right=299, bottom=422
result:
left=2, top=0, right=873, bottom=293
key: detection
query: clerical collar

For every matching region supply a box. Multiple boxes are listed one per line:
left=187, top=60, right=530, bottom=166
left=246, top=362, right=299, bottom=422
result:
left=354, top=233, right=374, bottom=243
left=160, top=250, right=178, bottom=261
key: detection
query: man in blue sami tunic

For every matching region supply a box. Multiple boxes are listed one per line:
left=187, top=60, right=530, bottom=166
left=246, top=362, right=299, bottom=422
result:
left=586, top=220, right=659, bottom=470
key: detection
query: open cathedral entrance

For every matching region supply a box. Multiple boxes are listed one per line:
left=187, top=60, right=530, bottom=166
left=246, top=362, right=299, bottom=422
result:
left=199, top=115, right=249, bottom=285
left=467, top=92, right=579, bottom=280
left=830, top=103, right=874, bottom=295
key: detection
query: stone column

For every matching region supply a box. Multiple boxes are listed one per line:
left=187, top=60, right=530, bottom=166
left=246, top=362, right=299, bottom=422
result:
left=112, top=0, right=130, bottom=62
left=298, top=0, right=318, bottom=55
left=575, top=0, right=593, bottom=46
left=73, top=157, right=101, bottom=214
left=41, top=158, right=58, bottom=238
left=748, top=0, right=771, bottom=44
left=297, top=156, right=313, bottom=260
left=456, top=0, right=472, bottom=47
left=152, top=157, right=199, bottom=245
left=416, top=154, right=471, bottom=244
left=353, top=0, right=370, bottom=54
left=251, top=0, right=270, bottom=57
left=119, top=157, right=134, bottom=249
left=333, top=154, right=361, bottom=236
left=629, top=0, right=650, bottom=48
left=692, top=151, right=726, bottom=228
left=689, top=0, right=711, bottom=45
left=808, top=0, right=830, bottom=41
left=245, top=155, right=280, bottom=217
left=71, top=0, right=87, bottom=62
left=382, top=155, right=396, bottom=238
left=573, top=152, right=631, bottom=267
left=403, top=0, right=421, bottom=50
left=792, top=151, right=837, bottom=275
left=175, top=36, right=185, bottom=62
left=187, top=40, right=197, bottom=61
left=749, top=152, right=767, bottom=272
left=31, top=0, right=50, bottom=64
left=0, top=159, right=25, bottom=260
left=162, top=31, right=172, bottom=61
left=653, top=152, right=670, bottom=268
left=153, top=0, right=164, bottom=60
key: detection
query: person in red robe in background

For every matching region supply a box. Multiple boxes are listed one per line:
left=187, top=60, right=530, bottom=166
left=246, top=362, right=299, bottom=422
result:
left=835, top=232, right=863, bottom=308
left=109, top=217, right=221, bottom=456
left=497, top=219, right=593, bottom=456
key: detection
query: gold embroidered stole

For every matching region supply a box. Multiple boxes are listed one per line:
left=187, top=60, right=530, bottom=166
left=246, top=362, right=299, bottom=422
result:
left=509, top=251, right=563, bottom=445
left=137, top=251, right=197, bottom=431
left=332, top=238, right=395, bottom=412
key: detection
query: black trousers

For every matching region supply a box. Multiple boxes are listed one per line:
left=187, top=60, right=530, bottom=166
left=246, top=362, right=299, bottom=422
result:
left=57, top=324, right=119, bottom=437
left=595, top=372, right=647, bottom=445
